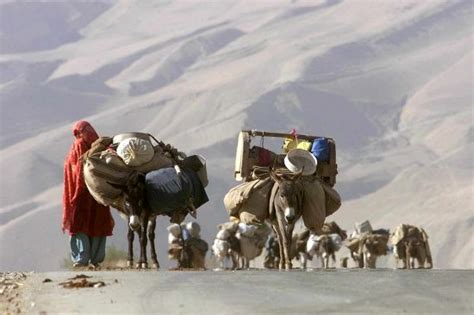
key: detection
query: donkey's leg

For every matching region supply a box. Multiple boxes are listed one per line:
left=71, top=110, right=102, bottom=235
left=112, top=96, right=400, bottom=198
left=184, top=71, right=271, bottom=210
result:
left=148, top=217, right=159, bottom=269
left=350, top=251, right=358, bottom=267
left=138, top=215, right=149, bottom=269
left=358, top=252, right=365, bottom=268
left=400, top=257, right=407, bottom=269
left=419, top=250, right=427, bottom=269
left=405, top=246, right=411, bottom=269
left=230, top=252, right=238, bottom=270
left=284, top=223, right=295, bottom=270
left=277, top=218, right=291, bottom=270
left=127, top=225, right=134, bottom=268
left=218, top=255, right=224, bottom=270
left=272, top=224, right=285, bottom=270
left=364, top=254, right=371, bottom=269
left=401, top=257, right=407, bottom=269
left=417, top=256, right=425, bottom=269
left=237, top=256, right=242, bottom=269
left=244, top=257, right=250, bottom=270
left=301, top=254, right=307, bottom=270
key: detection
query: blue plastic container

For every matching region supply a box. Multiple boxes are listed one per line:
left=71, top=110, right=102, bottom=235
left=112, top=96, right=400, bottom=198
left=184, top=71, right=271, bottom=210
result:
left=311, top=138, right=330, bottom=162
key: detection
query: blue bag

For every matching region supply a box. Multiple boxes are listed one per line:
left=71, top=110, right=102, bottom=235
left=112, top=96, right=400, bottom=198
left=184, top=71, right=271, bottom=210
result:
left=311, top=138, right=330, bottom=162
left=145, top=167, right=209, bottom=216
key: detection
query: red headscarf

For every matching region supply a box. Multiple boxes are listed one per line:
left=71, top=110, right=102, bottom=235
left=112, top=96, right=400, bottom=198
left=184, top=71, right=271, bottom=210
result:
left=62, top=121, right=114, bottom=236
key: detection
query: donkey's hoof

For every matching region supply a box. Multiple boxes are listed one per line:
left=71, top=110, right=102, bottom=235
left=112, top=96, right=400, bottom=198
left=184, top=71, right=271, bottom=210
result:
left=152, top=263, right=160, bottom=270
left=140, top=262, right=148, bottom=269
left=127, top=261, right=133, bottom=268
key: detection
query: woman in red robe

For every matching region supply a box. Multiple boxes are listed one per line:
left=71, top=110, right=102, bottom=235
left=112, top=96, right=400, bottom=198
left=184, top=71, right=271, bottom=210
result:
left=62, top=121, right=114, bottom=268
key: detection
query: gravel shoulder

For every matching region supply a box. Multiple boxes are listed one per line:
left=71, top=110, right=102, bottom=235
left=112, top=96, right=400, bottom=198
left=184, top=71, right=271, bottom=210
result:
left=5, top=269, right=474, bottom=314
left=0, top=272, right=31, bottom=315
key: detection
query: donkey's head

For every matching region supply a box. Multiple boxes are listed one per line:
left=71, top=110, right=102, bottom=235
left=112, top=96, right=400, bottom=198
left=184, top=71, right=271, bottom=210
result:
left=319, top=234, right=333, bottom=257
left=363, top=236, right=379, bottom=257
left=270, top=168, right=304, bottom=224
left=110, top=171, right=148, bottom=231
left=404, top=238, right=423, bottom=256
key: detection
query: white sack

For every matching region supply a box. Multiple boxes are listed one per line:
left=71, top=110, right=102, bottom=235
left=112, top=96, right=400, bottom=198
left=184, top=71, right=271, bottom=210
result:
left=117, top=137, right=154, bottom=166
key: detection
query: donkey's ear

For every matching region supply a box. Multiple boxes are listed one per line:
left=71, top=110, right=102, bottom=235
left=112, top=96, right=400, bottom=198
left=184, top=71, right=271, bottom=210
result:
left=271, top=157, right=277, bottom=170
left=291, top=169, right=304, bottom=180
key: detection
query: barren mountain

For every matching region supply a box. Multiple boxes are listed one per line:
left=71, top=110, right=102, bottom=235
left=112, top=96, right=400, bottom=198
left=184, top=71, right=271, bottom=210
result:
left=0, top=0, right=472, bottom=270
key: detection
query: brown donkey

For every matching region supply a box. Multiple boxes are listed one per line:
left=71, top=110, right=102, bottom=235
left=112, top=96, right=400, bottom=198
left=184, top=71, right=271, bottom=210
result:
left=268, top=169, right=304, bottom=270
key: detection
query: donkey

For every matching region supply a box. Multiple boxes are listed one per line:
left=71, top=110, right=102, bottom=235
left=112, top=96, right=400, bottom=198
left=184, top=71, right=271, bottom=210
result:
left=392, top=225, right=433, bottom=269
left=306, top=233, right=342, bottom=269
left=268, top=168, right=304, bottom=270
left=404, top=238, right=428, bottom=269
left=263, top=234, right=280, bottom=269
left=359, top=233, right=389, bottom=269
left=111, top=170, right=191, bottom=269
left=264, top=230, right=309, bottom=269
left=396, top=237, right=432, bottom=269
left=168, top=222, right=209, bottom=270
left=306, top=221, right=346, bottom=269
left=235, top=223, right=271, bottom=269
left=211, top=222, right=241, bottom=270
left=316, top=234, right=337, bottom=269
left=108, top=172, right=156, bottom=269
left=290, top=230, right=311, bottom=269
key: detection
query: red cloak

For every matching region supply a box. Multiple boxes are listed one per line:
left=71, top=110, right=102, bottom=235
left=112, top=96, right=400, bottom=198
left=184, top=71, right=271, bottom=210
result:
left=62, top=121, right=114, bottom=236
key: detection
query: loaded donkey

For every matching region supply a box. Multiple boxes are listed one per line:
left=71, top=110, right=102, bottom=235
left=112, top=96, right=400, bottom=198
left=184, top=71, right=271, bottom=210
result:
left=83, top=134, right=208, bottom=269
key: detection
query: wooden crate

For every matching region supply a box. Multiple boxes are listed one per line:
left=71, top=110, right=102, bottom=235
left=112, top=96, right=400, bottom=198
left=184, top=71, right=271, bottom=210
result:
left=234, top=130, right=338, bottom=186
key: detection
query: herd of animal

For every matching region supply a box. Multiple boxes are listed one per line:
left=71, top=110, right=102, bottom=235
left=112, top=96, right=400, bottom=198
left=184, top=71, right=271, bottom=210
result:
left=100, top=161, right=433, bottom=271
left=82, top=132, right=432, bottom=271
left=209, top=221, right=433, bottom=270
left=162, top=220, right=433, bottom=271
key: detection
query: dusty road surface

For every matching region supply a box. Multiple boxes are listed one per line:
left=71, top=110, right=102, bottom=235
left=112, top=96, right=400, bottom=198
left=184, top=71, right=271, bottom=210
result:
left=4, top=269, right=473, bottom=314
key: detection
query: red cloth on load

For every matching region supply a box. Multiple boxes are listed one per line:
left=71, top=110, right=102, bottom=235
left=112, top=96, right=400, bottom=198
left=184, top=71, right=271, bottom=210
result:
left=62, top=121, right=114, bottom=236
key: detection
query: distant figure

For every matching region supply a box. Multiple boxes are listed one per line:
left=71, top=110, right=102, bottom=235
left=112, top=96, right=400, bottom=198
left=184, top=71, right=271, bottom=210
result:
left=183, top=221, right=209, bottom=269
left=236, top=222, right=271, bottom=269
left=212, top=222, right=239, bottom=270
left=167, top=223, right=184, bottom=266
left=167, top=222, right=208, bottom=269
left=212, top=222, right=269, bottom=270
left=62, top=121, right=114, bottom=268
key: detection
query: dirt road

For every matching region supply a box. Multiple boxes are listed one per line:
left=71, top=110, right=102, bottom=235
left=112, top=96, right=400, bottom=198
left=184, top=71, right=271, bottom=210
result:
left=4, top=269, right=473, bottom=314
